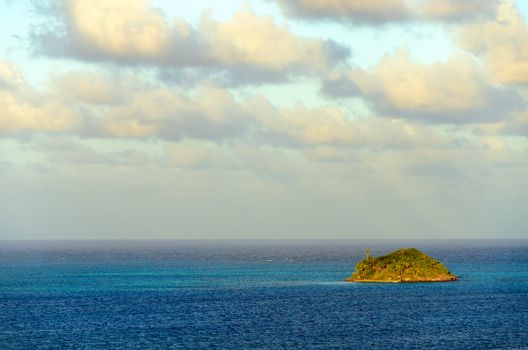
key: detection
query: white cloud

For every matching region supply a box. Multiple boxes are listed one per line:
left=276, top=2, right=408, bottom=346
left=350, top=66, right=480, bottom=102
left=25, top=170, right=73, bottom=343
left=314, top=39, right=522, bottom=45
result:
left=0, top=61, right=80, bottom=134
left=323, top=49, right=521, bottom=123
left=52, top=70, right=123, bottom=105
left=1, top=64, right=470, bottom=156
left=33, top=0, right=348, bottom=84
left=0, top=61, right=25, bottom=88
left=458, top=0, right=528, bottom=85
left=245, top=95, right=456, bottom=149
left=100, top=85, right=251, bottom=140
left=1, top=63, right=481, bottom=153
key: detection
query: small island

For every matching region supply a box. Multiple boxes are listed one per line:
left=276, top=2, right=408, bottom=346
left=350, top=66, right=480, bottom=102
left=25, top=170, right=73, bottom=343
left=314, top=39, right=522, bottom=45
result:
left=346, top=248, right=459, bottom=283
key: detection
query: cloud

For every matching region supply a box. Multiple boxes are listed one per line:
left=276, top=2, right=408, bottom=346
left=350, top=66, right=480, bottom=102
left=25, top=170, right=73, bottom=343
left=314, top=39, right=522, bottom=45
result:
left=477, top=112, right=528, bottom=137
left=52, top=70, right=123, bottom=105
left=1, top=63, right=251, bottom=141
left=273, top=0, right=498, bottom=23
left=322, top=49, right=521, bottom=123
left=458, top=0, right=528, bottom=85
left=244, top=96, right=458, bottom=150
left=90, top=75, right=455, bottom=150
left=273, top=0, right=411, bottom=24
left=5, top=128, right=525, bottom=239
left=2, top=63, right=465, bottom=153
left=502, top=114, right=528, bottom=136
left=0, top=61, right=25, bottom=89
left=407, top=159, right=464, bottom=178
left=416, top=0, right=499, bottom=22
left=164, top=140, right=234, bottom=170
left=32, top=0, right=348, bottom=84
left=0, top=61, right=80, bottom=134
left=52, top=71, right=280, bottom=140
left=35, top=137, right=153, bottom=166
left=99, top=85, right=252, bottom=141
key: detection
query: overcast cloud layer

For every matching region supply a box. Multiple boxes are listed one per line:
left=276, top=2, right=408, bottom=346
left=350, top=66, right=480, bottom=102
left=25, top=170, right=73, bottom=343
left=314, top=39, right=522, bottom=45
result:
left=0, top=0, right=527, bottom=239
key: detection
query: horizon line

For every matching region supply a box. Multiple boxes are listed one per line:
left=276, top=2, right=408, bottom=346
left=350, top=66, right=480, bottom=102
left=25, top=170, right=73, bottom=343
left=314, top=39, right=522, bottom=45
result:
left=2, top=238, right=527, bottom=241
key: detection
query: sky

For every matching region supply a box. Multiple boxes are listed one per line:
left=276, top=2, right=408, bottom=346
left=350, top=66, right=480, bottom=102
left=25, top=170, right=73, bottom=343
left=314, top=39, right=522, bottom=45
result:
left=0, top=0, right=527, bottom=239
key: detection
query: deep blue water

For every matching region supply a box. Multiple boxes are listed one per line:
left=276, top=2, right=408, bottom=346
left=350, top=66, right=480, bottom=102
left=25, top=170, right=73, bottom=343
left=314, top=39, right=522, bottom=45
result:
left=1, top=240, right=528, bottom=349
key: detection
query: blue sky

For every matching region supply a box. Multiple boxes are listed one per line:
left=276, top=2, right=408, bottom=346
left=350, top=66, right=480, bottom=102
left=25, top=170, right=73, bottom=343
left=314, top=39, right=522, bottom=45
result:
left=0, top=0, right=527, bottom=239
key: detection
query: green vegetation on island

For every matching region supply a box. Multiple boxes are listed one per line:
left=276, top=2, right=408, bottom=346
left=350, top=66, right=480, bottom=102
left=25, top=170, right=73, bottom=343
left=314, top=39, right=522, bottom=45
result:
left=346, top=248, right=459, bottom=283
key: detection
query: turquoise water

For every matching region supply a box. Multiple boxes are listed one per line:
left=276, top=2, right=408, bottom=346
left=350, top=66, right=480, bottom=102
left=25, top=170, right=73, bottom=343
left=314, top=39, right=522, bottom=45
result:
left=1, top=240, right=527, bottom=349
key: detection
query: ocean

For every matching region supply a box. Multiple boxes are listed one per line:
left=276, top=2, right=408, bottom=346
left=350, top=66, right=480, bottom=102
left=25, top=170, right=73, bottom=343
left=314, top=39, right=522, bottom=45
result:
left=1, top=240, right=527, bottom=349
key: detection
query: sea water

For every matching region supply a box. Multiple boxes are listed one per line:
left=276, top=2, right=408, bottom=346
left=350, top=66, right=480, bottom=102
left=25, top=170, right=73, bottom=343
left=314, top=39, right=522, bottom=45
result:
left=1, top=240, right=527, bottom=349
